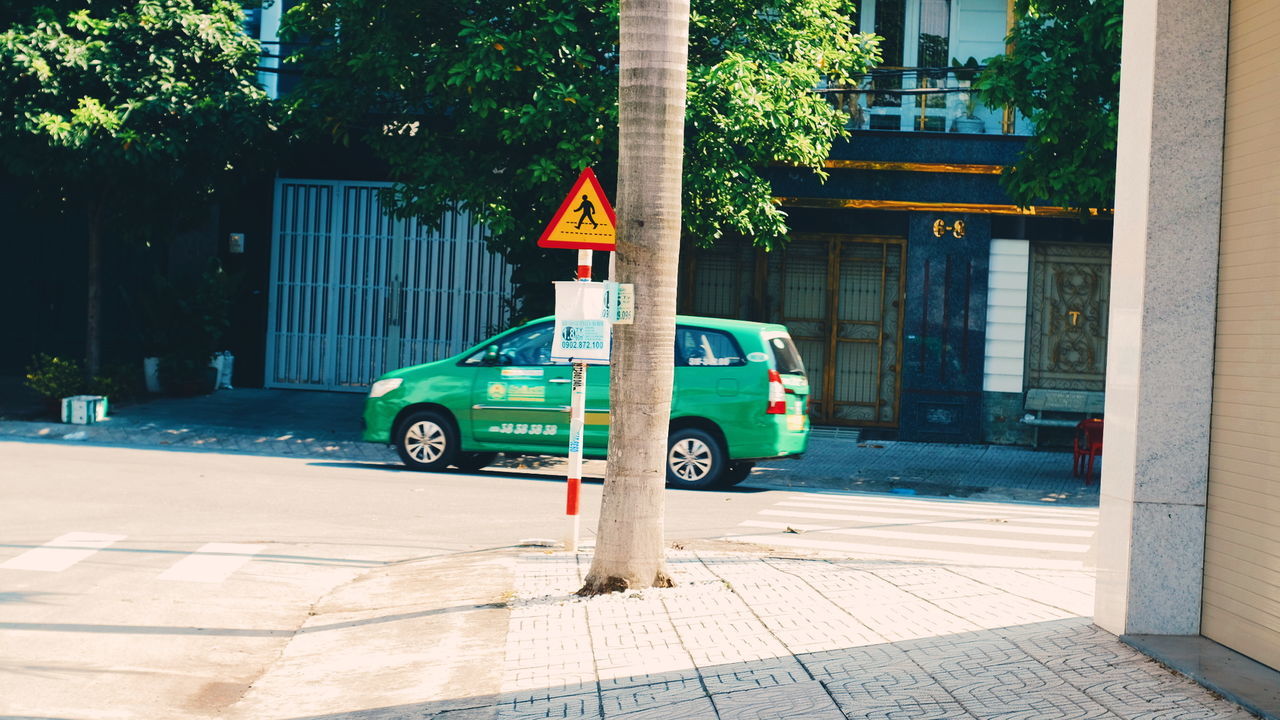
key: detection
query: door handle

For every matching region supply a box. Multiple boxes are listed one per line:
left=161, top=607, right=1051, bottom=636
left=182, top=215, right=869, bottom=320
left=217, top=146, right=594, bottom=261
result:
left=549, top=378, right=572, bottom=384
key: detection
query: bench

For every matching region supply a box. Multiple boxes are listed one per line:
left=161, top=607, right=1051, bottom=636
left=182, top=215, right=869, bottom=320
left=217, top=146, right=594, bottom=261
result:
left=1022, top=388, right=1105, bottom=449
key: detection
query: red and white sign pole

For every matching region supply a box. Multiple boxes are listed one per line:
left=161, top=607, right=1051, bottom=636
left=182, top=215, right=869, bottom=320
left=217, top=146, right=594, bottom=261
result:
left=565, top=248, right=593, bottom=552
left=537, top=168, right=616, bottom=554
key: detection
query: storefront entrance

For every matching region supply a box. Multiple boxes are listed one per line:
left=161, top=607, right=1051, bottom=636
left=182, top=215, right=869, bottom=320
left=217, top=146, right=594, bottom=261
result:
left=683, top=235, right=906, bottom=427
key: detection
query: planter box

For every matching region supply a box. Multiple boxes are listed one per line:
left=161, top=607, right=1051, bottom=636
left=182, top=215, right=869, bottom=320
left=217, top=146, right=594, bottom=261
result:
left=62, top=395, right=108, bottom=425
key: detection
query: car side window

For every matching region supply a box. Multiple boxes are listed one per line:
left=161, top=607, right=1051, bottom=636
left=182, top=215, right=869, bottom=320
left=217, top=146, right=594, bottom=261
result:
left=466, top=323, right=556, bottom=366
left=675, top=326, right=746, bottom=367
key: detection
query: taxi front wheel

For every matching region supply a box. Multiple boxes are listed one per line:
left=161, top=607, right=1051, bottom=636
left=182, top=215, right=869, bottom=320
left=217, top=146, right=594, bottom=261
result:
left=666, top=428, right=726, bottom=490
left=396, top=410, right=459, bottom=471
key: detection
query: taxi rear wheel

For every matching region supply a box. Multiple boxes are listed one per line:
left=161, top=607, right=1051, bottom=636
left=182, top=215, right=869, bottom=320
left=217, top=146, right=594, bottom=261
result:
left=666, top=428, right=725, bottom=490
left=396, top=410, right=458, bottom=471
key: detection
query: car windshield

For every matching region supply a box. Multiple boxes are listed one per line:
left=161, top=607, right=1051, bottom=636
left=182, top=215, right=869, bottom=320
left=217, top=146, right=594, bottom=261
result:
left=765, top=333, right=806, bottom=376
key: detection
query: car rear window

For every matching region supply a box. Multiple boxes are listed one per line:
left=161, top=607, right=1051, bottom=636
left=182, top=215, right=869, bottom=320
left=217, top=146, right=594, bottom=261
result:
left=765, top=333, right=806, bottom=376
left=675, top=326, right=746, bottom=367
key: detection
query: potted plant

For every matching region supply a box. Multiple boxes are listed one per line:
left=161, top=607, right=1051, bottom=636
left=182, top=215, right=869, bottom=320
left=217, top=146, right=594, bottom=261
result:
left=23, top=353, right=85, bottom=418
left=950, top=57, right=986, bottom=133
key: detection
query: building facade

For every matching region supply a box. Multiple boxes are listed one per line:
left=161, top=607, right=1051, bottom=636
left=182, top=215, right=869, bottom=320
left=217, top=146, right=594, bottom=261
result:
left=679, top=0, right=1113, bottom=444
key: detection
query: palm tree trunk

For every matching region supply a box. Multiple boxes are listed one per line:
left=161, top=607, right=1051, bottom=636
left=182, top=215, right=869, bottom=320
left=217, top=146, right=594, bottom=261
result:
left=578, top=0, right=690, bottom=595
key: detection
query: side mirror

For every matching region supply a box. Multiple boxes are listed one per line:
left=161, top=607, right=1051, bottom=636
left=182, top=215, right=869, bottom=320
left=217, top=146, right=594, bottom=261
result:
left=484, top=345, right=500, bottom=364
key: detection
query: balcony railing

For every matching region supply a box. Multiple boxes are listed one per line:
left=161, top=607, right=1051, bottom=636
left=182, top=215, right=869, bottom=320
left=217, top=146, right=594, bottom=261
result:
left=817, top=66, right=1033, bottom=136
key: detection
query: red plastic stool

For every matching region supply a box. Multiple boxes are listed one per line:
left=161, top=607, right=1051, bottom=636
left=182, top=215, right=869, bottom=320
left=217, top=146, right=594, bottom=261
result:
left=1073, top=418, right=1104, bottom=482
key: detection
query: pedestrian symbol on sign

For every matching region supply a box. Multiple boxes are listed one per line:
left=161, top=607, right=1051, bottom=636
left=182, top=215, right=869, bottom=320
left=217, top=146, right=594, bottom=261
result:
left=573, top=195, right=598, bottom=229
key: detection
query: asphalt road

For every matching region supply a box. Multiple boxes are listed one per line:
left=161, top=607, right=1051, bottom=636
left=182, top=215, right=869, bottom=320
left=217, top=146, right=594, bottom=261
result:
left=0, top=439, right=1099, bottom=719
left=0, top=439, right=784, bottom=719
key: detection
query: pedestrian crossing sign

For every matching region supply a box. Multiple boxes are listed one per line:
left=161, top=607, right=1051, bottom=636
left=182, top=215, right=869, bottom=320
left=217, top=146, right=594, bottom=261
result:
left=537, top=167, right=617, bottom=250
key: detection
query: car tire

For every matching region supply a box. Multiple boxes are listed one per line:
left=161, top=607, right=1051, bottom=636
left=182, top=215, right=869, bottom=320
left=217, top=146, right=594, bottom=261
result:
left=719, top=461, right=755, bottom=487
left=395, top=410, right=459, bottom=471
left=454, top=451, right=499, bottom=473
left=666, top=428, right=726, bottom=490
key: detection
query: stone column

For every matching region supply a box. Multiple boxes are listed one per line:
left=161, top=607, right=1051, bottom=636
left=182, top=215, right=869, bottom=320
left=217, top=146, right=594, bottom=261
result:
left=1094, top=0, right=1230, bottom=635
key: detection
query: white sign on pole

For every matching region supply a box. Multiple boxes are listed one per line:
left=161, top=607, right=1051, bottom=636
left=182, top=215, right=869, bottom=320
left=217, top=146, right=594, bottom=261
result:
left=552, top=281, right=611, bottom=364
left=604, top=282, right=635, bottom=324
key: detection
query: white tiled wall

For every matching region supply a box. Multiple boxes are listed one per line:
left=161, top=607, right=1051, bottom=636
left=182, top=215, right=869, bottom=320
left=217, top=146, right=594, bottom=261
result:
left=983, top=239, right=1029, bottom=393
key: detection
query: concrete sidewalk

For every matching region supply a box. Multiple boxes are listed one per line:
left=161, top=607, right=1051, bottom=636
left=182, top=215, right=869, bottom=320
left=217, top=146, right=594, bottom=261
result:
left=226, top=546, right=1260, bottom=720
left=0, top=388, right=1099, bottom=506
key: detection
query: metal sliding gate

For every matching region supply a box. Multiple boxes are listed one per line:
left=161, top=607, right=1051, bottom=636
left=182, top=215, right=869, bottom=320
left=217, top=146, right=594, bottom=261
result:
left=266, top=179, right=514, bottom=391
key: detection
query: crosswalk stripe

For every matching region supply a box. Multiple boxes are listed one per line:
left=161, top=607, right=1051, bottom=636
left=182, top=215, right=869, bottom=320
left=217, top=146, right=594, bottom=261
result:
left=739, top=520, right=1091, bottom=552
left=158, top=543, right=264, bottom=583
left=757, top=510, right=1095, bottom=537
left=770, top=503, right=1098, bottom=528
left=728, top=492, right=1099, bottom=570
left=0, top=532, right=126, bottom=572
left=785, top=493, right=1099, bottom=517
left=773, top=497, right=1095, bottom=517
left=730, top=533, right=1092, bottom=570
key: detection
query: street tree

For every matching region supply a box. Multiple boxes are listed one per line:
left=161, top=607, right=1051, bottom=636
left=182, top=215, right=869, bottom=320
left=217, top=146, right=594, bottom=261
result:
left=974, top=0, right=1122, bottom=211
left=576, top=0, right=689, bottom=595
left=0, top=0, right=275, bottom=374
left=282, top=0, right=879, bottom=315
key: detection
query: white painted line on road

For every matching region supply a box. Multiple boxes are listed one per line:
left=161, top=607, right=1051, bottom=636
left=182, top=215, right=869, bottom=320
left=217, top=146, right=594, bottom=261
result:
left=775, top=501, right=1099, bottom=526
left=742, top=519, right=1091, bottom=553
left=723, top=533, right=1091, bottom=570
left=158, top=543, right=264, bottom=583
left=0, top=532, right=127, bottom=572
left=755, top=512, right=1095, bottom=537
left=786, top=493, right=1100, bottom=517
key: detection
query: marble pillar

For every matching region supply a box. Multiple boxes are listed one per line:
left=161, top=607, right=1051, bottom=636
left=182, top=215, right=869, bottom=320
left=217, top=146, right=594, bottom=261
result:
left=1094, top=0, right=1230, bottom=636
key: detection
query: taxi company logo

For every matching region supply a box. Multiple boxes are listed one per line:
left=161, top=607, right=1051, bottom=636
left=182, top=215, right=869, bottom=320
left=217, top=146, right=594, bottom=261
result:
left=486, top=382, right=508, bottom=401
left=508, top=384, right=546, bottom=402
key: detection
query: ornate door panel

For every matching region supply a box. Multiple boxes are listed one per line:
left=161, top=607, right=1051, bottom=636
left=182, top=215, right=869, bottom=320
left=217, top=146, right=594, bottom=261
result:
left=767, top=236, right=905, bottom=426
left=1026, top=243, right=1110, bottom=391
left=681, top=235, right=905, bottom=427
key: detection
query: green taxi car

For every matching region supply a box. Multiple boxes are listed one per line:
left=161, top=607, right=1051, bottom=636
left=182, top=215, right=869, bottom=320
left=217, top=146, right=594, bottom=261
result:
left=362, top=315, right=810, bottom=489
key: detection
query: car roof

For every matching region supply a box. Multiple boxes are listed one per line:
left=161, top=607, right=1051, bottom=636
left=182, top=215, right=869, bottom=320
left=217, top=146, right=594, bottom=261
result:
left=525, top=315, right=788, bottom=334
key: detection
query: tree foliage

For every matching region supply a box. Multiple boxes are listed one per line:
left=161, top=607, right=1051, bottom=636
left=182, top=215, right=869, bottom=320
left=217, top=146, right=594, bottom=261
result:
left=974, top=0, right=1122, bottom=211
left=0, top=0, right=276, bottom=371
left=282, top=0, right=879, bottom=313
left=0, top=0, right=275, bottom=219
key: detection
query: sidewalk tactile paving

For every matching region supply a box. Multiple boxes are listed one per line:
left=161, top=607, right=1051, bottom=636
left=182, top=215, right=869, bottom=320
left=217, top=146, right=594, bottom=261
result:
left=494, top=549, right=1257, bottom=720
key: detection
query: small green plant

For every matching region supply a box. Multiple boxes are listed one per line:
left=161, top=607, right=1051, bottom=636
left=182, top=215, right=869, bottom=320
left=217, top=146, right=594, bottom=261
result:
left=24, top=354, right=85, bottom=401
left=951, top=57, right=983, bottom=117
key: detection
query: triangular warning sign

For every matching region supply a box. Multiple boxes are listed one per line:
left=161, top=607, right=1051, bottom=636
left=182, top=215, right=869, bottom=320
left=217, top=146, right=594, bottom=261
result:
left=537, top=168, right=617, bottom=251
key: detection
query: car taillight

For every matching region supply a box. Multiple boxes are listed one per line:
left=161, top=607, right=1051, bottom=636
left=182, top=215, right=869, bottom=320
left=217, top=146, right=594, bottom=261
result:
left=767, top=369, right=786, bottom=414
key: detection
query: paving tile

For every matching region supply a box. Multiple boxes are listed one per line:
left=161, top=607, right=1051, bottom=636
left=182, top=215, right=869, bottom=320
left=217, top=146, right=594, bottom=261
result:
left=608, top=696, right=718, bottom=719
left=599, top=677, right=708, bottom=715
left=799, top=644, right=916, bottom=679
left=823, top=669, right=956, bottom=710
left=699, top=658, right=813, bottom=695
left=496, top=690, right=602, bottom=720
left=711, top=680, right=846, bottom=720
